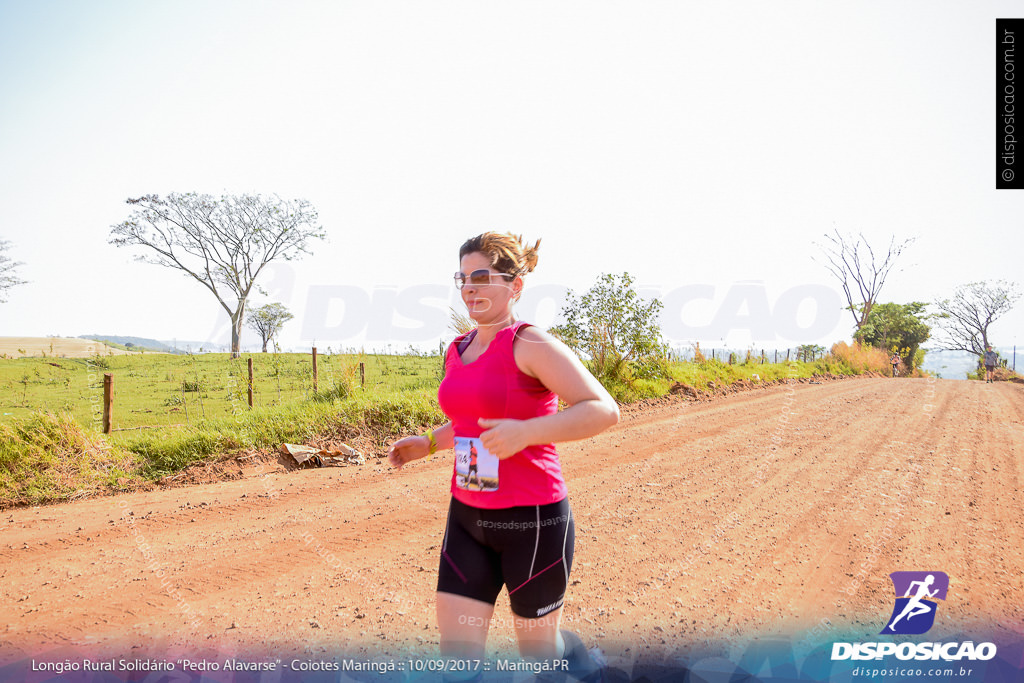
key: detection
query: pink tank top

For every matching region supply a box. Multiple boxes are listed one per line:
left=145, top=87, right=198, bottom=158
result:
left=437, top=320, right=568, bottom=509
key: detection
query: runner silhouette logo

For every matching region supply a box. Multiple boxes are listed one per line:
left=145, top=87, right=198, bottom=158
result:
left=881, top=571, right=949, bottom=635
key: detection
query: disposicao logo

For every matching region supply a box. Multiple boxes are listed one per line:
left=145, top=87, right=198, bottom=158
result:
left=880, top=571, right=948, bottom=635
left=831, top=570, right=997, bottom=662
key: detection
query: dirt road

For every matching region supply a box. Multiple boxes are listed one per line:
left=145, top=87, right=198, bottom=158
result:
left=1, top=377, right=1022, bottom=670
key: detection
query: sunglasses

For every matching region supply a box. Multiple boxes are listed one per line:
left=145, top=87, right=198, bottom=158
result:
left=453, top=269, right=517, bottom=290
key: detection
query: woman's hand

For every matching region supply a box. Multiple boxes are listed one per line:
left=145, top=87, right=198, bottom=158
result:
left=477, top=418, right=532, bottom=460
left=387, top=434, right=429, bottom=470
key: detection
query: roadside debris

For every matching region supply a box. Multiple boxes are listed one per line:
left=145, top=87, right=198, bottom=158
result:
left=280, top=443, right=365, bottom=468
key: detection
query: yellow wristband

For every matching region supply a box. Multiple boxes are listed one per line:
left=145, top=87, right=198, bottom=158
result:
left=423, top=429, right=437, bottom=455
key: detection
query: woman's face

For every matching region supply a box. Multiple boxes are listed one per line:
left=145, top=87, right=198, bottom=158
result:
left=459, top=251, right=521, bottom=323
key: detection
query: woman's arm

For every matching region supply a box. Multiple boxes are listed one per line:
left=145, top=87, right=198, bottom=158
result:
left=476, top=326, right=619, bottom=458
left=386, top=420, right=453, bottom=469
left=431, top=420, right=454, bottom=451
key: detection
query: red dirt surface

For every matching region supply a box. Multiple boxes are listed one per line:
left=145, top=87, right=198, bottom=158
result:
left=1, top=377, right=1022, bottom=670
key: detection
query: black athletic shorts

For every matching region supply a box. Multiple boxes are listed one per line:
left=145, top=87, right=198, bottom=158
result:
left=437, top=495, right=575, bottom=618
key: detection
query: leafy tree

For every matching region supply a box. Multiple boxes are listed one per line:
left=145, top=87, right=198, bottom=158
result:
left=813, top=229, right=916, bottom=332
left=932, top=280, right=1021, bottom=357
left=109, top=192, right=325, bottom=358
left=853, top=301, right=931, bottom=371
left=797, top=344, right=826, bottom=362
left=246, top=303, right=295, bottom=352
left=549, top=272, right=669, bottom=383
left=0, top=238, right=27, bottom=304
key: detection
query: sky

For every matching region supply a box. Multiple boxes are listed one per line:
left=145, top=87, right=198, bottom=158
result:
left=1, top=0, right=1022, bottom=358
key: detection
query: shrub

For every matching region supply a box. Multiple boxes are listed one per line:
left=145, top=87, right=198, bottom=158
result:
left=825, top=341, right=891, bottom=375
left=630, top=354, right=674, bottom=381
left=311, top=364, right=359, bottom=403
left=550, top=272, right=667, bottom=385
left=181, top=378, right=205, bottom=392
left=0, top=411, right=142, bottom=506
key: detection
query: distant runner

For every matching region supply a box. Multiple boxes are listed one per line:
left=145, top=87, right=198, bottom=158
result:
left=467, top=442, right=479, bottom=489
left=984, top=345, right=998, bottom=383
left=387, top=232, right=621, bottom=682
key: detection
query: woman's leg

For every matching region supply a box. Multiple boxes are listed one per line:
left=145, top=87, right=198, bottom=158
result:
left=436, top=591, right=495, bottom=683
left=436, top=590, right=495, bottom=658
left=514, top=609, right=607, bottom=682
left=435, top=497, right=502, bottom=669
left=501, top=499, right=574, bottom=660
left=513, top=605, right=564, bottom=659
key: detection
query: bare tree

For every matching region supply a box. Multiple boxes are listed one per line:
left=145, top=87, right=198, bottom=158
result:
left=932, top=280, right=1021, bottom=356
left=246, top=303, right=294, bottom=353
left=813, top=229, right=916, bottom=332
left=109, top=193, right=325, bottom=358
left=0, top=238, right=27, bottom=304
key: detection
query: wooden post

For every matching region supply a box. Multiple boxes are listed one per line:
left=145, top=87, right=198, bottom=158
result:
left=774, top=349, right=778, bottom=363
left=312, top=347, right=318, bottom=394
left=359, top=362, right=365, bottom=387
left=786, top=349, right=790, bottom=362
left=247, top=357, right=254, bottom=408
left=103, top=373, right=113, bottom=434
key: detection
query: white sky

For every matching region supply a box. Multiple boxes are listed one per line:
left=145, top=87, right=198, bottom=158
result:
left=1, top=0, right=1022, bottom=354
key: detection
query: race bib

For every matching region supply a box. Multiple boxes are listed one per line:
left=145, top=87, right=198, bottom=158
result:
left=454, top=436, right=499, bottom=492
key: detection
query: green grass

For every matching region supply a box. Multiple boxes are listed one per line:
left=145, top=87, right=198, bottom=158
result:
left=118, top=387, right=445, bottom=478
left=0, top=350, right=443, bottom=430
left=0, top=346, right=870, bottom=508
left=0, top=383, right=446, bottom=507
left=0, top=411, right=146, bottom=507
left=595, top=356, right=831, bottom=403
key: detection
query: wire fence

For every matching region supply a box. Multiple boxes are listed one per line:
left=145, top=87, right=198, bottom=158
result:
left=0, top=349, right=443, bottom=433
left=0, top=343, right=836, bottom=433
left=667, top=346, right=827, bottom=364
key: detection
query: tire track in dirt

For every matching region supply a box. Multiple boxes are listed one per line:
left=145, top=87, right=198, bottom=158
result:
left=887, top=381, right=1024, bottom=638
left=562, top=379, right=908, bottom=652
left=628, top=379, right=920, bottom=651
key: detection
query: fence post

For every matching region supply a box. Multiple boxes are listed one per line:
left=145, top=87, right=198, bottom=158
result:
left=247, top=357, right=254, bottom=408
left=103, top=373, right=113, bottom=434
left=312, top=347, right=318, bottom=394
left=786, top=349, right=790, bottom=362
left=360, top=361, right=365, bottom=387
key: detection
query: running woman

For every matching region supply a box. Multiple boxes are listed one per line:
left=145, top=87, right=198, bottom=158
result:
left=388, top=232, right=620, bottom=681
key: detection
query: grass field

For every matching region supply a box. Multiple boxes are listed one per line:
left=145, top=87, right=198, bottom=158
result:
left=0, top=341, right=898, bottom=508
left=0, top=350, right=442, bottom=430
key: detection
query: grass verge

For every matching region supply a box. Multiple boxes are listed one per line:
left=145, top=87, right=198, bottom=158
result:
left=0, top=342, right=896, bottom=508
